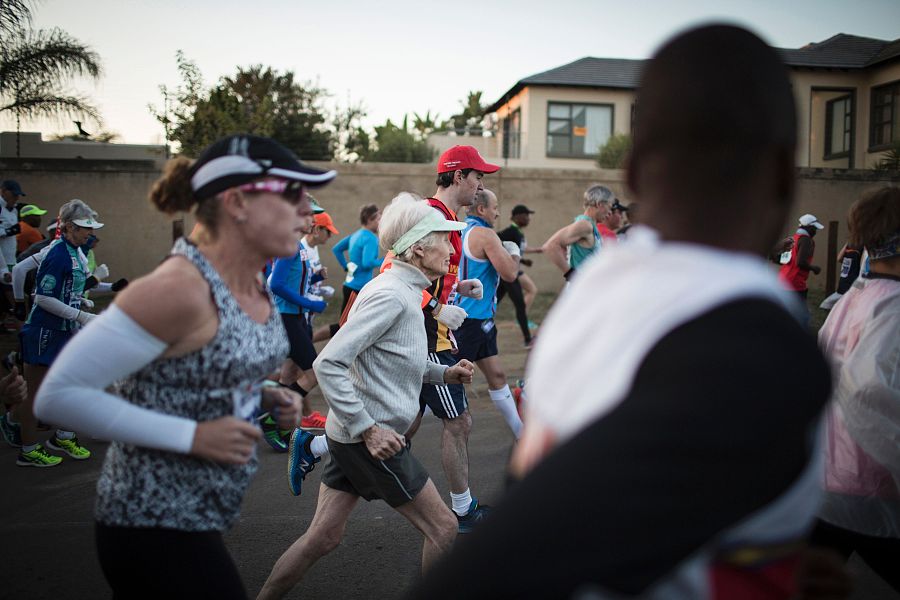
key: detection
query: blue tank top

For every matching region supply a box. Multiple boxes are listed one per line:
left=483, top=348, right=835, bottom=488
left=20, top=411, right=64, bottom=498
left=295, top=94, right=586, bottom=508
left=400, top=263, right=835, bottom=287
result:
left=457, top=216, right=499, bottom=320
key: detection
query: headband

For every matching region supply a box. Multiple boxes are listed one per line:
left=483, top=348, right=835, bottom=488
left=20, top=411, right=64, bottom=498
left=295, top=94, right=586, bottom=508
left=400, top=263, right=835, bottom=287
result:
left=869, top=230, right=900, bottom=261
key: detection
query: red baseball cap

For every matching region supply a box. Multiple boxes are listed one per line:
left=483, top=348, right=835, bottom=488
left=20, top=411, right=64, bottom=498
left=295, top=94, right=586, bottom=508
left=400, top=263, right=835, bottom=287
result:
left=436, top=145, right=500, bottom=174
left=314, top=212, right=339, bottom=234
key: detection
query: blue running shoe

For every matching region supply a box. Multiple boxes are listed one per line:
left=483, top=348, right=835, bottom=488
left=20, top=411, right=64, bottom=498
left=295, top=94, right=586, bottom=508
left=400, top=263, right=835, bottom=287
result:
left=456, top=498, right=492, bottom=533
left=288, top=429, right=320, bottom=496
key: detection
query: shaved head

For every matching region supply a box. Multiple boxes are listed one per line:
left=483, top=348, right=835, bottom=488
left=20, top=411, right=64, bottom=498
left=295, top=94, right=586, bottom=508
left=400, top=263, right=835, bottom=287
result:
left=628, top=25, right=797, bottom=253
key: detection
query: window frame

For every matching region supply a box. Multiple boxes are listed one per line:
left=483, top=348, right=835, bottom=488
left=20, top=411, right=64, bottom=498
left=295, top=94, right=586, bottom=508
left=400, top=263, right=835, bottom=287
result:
left=545, top=101, right=615, bottom=159
left=869, top=79, right=900, bottom=152
left=824, top=94, right=852, bottom=160
left=502, top=108, right=521, bottom=159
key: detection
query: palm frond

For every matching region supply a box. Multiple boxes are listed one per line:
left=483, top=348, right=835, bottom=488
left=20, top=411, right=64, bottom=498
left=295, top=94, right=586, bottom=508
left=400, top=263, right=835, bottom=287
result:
left=0, top=28, right=101, bottom=89
left=0, top=93, right=100, bottom=123
left=0, top=0, right=34, bottom=40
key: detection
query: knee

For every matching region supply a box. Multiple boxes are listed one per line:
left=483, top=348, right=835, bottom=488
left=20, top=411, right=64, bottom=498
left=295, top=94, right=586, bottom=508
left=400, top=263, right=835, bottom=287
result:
left=488, top=371, right=507, bottom=390
left=433, top=513, right=458, bottom=550
left=307, top=524, right=344, bottom=556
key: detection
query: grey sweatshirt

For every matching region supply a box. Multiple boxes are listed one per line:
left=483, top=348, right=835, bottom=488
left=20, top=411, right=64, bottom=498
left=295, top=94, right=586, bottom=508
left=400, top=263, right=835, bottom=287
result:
left=315, top=260, right=448, bottom=443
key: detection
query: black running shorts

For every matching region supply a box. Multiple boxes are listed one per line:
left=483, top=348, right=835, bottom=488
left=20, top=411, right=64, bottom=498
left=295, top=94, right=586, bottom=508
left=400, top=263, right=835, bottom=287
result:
left=281, top=312, right=317, bottom=371
left=323, top=437, right=429, bottom=507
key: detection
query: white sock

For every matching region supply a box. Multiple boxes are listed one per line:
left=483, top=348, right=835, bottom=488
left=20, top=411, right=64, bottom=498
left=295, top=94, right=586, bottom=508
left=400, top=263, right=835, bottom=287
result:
left=451, top=489, right=473, bottom=516
left=56, top=430, right=75, bottom=440
left=310, top=434, right=329, bottom=457
left=22, top=443, right=39, bottom=453
left=489, top=385, right=523, bottom=438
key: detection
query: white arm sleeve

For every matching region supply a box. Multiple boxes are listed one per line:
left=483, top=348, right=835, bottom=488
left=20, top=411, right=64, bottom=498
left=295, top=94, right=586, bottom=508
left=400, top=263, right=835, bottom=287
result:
left=94, top=282, right=113, bottom=293
left=34, top=293, right=82, bottom=321
left=12, top=255, right=40, bottom=301
left=35, top=304, right=198, bottom=453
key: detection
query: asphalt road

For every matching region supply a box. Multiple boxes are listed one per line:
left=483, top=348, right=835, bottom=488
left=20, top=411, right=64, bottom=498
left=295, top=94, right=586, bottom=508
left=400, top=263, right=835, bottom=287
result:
left=1, top=319, right=897, bottom=600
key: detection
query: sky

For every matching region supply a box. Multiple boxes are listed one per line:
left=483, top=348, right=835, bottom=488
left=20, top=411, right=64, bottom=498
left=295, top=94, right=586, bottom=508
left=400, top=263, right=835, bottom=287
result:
left=12, top=0, right=900, bottom=146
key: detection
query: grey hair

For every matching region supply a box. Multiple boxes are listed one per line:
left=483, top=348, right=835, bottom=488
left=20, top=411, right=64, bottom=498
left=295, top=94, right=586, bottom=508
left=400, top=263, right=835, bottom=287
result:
left=58, top=198, right=98, bottom=224
left=469, top=189, right=497, bottom=216
left=584, top=184, right=615, bottom=207
left=379, top=192, right=444, bottom=262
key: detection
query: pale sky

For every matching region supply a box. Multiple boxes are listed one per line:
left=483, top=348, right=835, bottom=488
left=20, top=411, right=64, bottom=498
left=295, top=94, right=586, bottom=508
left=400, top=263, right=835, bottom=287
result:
left=11, top=0, right=900, bottom=147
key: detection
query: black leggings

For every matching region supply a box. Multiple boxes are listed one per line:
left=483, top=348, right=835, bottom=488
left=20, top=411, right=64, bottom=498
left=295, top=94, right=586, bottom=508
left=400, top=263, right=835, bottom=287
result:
left=497, top=277, right=531, bottom=343
left=95, top=522, right=247, bottom=600
left=809, top=519, right=900, bottom=592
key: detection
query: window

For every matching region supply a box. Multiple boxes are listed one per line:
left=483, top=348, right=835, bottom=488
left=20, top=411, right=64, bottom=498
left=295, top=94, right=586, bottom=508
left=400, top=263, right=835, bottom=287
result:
left=546, top=102, right=613, bottom=158
left=824, top=95, right=851, bottom=158
left=502, top=109, right=521, bottom=159
left=870, top=81, right=900, bottom=149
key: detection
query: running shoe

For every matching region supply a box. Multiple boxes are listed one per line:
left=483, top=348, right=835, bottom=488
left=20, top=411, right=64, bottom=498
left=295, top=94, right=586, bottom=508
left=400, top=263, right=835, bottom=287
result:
left=17, top=444, right=63, bottom=467
left=257, top=412, right=288, bottom=453
left=0, top=413, right=21, bottom=447
left=300, top=411, right=327, bottom=431
left=527, top=320, right=539, bottom=330
left=456, top=498, right=492, bottom=534
left=46, top=435, right=91, bottom=460
left=288, top=429, right=320, bottom=496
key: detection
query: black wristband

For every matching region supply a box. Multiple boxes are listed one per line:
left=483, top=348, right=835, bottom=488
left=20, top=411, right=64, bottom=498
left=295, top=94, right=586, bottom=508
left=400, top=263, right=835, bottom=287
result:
left=563, top=268, right=576, bottom=281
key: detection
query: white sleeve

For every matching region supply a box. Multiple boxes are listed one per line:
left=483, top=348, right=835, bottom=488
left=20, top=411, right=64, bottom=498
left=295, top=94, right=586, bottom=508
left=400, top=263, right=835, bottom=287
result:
left=34, top=294, right=81, bottom=321
left=12, top=255, right=40, bottom=301
left=94, top=282, right=113, bottom=293
left=35, top=304, right=198, bottom=453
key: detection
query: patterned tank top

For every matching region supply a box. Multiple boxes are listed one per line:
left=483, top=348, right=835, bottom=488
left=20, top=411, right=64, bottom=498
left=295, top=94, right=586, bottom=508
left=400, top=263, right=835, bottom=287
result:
left=95, top=238, right=289, bottom=531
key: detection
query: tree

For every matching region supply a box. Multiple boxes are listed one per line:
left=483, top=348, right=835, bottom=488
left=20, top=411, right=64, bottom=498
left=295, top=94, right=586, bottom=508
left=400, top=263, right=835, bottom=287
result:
left=0, top=2, right=102, bottom=154
left=597, top=133, right=632, bottom=169
left=368, top=115, right=435, bottom=163
left=873, top=141, right=900, bottom=172
left=151, top=56, right=334, bottom=159
left=443, top=91, right=487, bottom=134
left=332, top=100, right=370, bottom=163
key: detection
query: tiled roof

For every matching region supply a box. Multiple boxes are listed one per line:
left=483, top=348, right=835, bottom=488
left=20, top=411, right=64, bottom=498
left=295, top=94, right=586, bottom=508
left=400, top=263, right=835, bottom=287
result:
left=488, top=33, right=900, bottom=113
left=778, top=33, right=897, bottom=68
left=518, top=57, right=645, bottom=89
left=487, top=57, right=644, bottom=113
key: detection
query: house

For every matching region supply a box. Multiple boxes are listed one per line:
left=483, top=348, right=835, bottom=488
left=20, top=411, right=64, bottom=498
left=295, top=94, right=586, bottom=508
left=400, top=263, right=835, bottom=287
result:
left=460, top=33, right=900, bottom=170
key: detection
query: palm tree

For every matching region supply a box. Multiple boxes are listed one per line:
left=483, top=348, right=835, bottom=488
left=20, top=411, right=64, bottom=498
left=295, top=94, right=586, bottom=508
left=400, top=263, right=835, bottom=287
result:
left=0, top=1, right=102, bottom=155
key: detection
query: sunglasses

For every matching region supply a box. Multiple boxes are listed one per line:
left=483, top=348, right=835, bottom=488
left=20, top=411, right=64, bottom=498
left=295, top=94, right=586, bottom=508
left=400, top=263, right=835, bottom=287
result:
left=238, top=178, right=305, bottom=204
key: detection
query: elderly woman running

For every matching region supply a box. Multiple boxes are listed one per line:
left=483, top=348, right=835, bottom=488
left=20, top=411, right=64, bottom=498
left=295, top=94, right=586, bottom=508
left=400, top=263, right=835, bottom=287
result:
left=35, top=135, right=333, bottom=599
left=14, top=199, right=103, bottom=467
left=258, top=193, right=475, bottom=600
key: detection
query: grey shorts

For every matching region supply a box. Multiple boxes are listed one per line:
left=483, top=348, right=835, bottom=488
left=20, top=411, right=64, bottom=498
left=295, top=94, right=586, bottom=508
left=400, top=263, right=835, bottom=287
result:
left=322, top=437, right=429, bottom=508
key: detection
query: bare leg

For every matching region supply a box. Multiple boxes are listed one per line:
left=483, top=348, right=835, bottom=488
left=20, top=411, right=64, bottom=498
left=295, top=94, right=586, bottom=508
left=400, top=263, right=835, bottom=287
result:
left=256, top=484, right=359, bottom=600
left=475, top=355, right=507, bottom=390
left=15, top=363, right=47, bottom=446
left=519, top=273, right=538, bottom=310
left=296, top=369, right=318, bottom=414
left=441, top=411, right=472, bottom=494
left=394, top=479, right=458, bottom=571
left=312, top=324, right=331, bottom=343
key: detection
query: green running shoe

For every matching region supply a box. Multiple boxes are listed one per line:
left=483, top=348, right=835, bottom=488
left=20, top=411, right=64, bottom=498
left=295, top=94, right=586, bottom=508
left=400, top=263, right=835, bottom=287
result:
left=46, top=435, right=91, bottom=460
left=258, top=412, right=288, bottom=453
left=17, top=444, right=63, bottom=467
left=0, top=413, right=21, bottom=447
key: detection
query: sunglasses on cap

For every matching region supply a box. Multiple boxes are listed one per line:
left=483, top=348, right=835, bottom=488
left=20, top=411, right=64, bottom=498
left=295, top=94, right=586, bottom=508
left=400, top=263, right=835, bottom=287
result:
left=238, top=178, right=305, bottom=204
